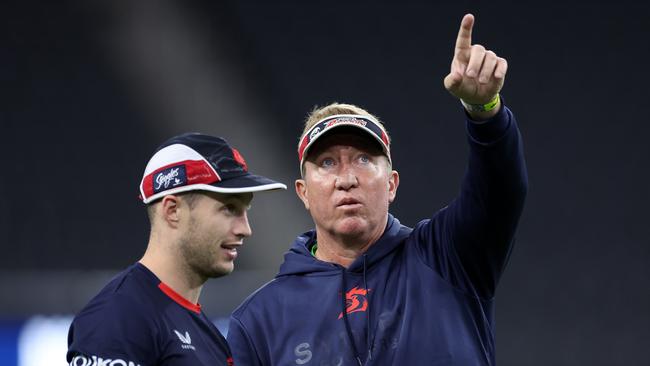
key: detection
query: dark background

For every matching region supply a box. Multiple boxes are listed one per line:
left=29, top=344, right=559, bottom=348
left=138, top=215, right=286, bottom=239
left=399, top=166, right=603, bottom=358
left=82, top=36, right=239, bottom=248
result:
left=2, top=1, right=648, bottom=365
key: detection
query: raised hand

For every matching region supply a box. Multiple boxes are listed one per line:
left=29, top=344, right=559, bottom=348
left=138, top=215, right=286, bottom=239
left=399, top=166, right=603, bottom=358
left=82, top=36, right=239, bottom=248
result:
left=444, top=14, right=507, bottom=107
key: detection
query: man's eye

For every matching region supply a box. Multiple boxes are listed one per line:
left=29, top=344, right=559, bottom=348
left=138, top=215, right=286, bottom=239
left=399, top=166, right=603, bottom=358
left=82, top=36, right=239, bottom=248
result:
left=223, top=204, right=238, bottom=215
left=358, top=155, right=370, bottom=164
left=321, top=158, right=335, bottom=167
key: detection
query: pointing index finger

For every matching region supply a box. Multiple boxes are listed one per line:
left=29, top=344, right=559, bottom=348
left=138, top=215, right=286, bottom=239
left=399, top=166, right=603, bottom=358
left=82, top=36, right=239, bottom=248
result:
left=454, top=13, right=475, bottom=51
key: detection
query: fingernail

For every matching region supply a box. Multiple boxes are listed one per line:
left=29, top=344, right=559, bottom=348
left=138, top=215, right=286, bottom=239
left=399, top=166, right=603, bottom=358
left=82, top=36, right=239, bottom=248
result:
left=466, top=69, right=475, bottom=77
left=479, top=76, right=487, bottom=83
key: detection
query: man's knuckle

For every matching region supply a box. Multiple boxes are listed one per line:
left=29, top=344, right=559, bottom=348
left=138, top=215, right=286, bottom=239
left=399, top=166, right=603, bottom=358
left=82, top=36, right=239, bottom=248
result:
left=472, top=44, right=485, bottom=52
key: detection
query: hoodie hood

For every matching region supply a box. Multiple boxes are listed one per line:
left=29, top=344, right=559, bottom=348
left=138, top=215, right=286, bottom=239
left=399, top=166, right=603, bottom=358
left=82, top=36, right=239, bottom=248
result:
left=277, top=214, right=413, bottom=278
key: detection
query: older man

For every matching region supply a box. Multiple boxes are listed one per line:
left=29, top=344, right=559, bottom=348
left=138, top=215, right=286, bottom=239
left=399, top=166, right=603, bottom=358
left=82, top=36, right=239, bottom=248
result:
left=67, top=133, right=286, bottom=366
left=228, top=14, right=528, bottom=365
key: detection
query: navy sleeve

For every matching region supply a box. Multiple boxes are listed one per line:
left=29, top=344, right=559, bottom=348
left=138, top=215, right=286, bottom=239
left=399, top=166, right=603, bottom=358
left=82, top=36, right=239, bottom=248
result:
left=227, top=315, right=262, bottom=366
left=414, top=105, right=528, bottom=299
left=67, top=294, right=160, bottom=365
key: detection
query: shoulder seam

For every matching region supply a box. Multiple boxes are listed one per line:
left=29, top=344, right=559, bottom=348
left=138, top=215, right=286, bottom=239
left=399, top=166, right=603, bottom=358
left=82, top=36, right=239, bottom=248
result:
left=229, top=314, right=265, bottom=364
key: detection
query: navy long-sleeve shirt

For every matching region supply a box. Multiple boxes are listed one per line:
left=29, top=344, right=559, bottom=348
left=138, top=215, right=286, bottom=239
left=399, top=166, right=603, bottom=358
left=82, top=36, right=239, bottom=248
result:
left=227, top=105, right=528, bottom=366
left=67, top=263, right=234, bottom=366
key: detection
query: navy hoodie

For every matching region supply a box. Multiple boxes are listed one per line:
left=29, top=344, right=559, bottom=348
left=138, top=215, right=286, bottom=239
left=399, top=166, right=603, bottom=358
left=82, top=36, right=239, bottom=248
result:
left=228, top=105, right=527, bottom=366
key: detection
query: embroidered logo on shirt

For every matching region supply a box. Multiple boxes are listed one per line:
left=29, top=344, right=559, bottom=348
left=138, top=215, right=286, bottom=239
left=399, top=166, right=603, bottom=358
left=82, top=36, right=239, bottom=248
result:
left=338, top=286, right=370, bottom=319
left=174, top=330, right=196, bottom=351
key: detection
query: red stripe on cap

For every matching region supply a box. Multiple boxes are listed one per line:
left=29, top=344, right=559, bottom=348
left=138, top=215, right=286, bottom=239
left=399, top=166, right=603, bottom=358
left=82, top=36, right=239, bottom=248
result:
left=142, top=159, right=220, bottom=200
left=298, top=134, right=310, bottom=162
left=142, top=172, right=156, bottom=198
left=381, top=131, right=389, bottom=146
left=185, top=159, right=220, bottom=184
left=158, top=282, right=202, bottom=314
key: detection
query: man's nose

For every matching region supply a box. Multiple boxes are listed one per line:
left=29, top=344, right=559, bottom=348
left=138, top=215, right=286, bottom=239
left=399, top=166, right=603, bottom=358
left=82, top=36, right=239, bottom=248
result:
left=335, top=169, right=359, bottom=190
left=234, top=212, right=252, bottom=238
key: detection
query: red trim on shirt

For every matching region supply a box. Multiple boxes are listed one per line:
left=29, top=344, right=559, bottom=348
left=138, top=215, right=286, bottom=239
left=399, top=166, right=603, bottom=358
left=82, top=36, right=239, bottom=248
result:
left=158, top=282, right=202, bottom=314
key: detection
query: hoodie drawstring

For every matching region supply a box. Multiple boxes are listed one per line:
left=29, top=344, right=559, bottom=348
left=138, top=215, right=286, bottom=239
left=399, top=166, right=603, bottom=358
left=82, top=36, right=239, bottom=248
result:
left=341, top=254, right=373, bottom=366
left=363, top=254, right=373, bottom=361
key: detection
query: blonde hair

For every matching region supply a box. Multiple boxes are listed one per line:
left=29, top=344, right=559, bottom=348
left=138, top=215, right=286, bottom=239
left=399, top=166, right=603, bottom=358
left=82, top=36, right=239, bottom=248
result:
left=300, top=102, right=389, bottom=141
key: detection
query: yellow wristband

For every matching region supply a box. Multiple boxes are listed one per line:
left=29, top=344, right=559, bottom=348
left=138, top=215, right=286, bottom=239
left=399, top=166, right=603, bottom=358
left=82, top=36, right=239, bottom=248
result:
left=461, top=94, right=500, bottom=113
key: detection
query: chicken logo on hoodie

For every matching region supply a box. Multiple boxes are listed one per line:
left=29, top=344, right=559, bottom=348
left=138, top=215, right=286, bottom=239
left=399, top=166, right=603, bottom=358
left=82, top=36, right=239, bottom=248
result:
left=338, top=287, right=370, bottom=319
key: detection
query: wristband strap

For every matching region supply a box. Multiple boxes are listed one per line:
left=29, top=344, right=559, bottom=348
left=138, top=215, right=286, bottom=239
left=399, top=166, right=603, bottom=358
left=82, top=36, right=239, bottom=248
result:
left=461, top=94, right=500, bottom=113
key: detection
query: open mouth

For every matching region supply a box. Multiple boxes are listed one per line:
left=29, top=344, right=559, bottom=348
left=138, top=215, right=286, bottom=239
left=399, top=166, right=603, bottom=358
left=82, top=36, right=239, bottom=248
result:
left=221, top=244, right=240, bottom=259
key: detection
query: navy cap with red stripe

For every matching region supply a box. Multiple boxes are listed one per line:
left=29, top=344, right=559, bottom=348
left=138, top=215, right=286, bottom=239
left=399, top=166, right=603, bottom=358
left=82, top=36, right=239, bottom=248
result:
left=139, top=133, right=286, bottom=204
left=297, top=114, right=391, bottom=173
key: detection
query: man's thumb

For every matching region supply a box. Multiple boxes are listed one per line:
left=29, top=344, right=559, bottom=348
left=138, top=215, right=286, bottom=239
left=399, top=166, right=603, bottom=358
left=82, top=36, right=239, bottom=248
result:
left=444, top=71, right=462, bottom=92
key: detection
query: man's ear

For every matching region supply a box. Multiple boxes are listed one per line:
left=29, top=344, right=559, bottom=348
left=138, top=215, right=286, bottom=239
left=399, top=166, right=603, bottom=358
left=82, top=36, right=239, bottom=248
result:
left=295, top=179, right=310, bottom=210
left=388, top=170, right=399, bottom=203
left=160, top=195, right=181, bottom=228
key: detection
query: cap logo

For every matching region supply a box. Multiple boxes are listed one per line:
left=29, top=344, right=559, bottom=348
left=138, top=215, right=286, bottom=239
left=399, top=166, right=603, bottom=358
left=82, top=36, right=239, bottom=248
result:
left=231, top=148, right=248, bottom=172
left=153, top=165, right=187, bottom=193
left=309, top=126, right=321, bottom=140
left=325, top=117, right=367, bottom=129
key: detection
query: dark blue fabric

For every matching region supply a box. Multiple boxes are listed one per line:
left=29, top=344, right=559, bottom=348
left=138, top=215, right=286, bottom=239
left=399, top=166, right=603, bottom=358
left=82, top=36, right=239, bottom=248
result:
left=67, top=263, right=233, bottom=366
left=227, top=105, right=527, bottom=366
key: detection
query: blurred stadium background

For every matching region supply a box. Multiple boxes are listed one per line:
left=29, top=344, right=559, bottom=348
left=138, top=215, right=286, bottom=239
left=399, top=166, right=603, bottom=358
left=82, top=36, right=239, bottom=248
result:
left=2, top=1, right=649, bottom=365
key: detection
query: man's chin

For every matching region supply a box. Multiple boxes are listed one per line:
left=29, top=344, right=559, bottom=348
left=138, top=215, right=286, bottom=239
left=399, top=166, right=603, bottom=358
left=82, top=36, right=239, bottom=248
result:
left=205, top=263, right=234, bottom=279
left=335, top=218, right=369, bottom=237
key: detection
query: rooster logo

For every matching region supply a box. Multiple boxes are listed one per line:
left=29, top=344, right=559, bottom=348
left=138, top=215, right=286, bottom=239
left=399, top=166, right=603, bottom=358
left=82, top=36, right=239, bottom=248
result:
left=231, top=148, right=248, bottom=172
left=338, top=287, right=370, bottom=319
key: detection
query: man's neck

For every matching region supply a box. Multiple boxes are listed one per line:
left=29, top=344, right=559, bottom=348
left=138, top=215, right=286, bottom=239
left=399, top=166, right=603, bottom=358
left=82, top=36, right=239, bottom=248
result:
left=313, top=241, right=368, bottom=267
left=140, top=243, right=204, bottom=305
left=314, top=224, right=386, bottom=268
